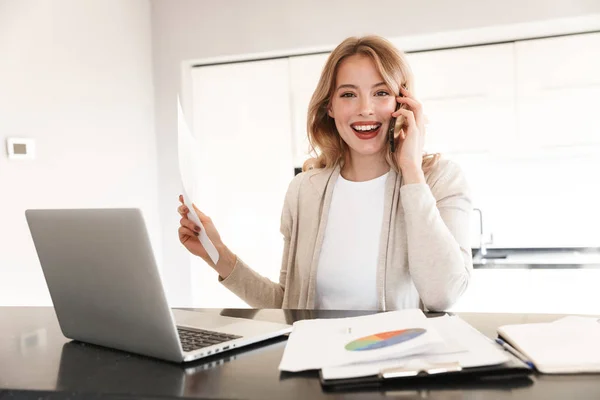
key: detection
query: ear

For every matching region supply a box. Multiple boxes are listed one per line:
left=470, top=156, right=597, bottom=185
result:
left=327, top=106, right=334, bottom=118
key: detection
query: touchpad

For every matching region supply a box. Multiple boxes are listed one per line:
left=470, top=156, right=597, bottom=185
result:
left=172, top=309, right=240, bottom=330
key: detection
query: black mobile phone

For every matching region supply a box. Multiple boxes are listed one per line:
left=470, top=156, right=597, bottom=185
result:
left=388, top=89, right=404, bottom=153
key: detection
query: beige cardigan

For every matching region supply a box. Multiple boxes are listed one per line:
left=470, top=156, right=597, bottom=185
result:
left=220, top=158, right=473, bottom=311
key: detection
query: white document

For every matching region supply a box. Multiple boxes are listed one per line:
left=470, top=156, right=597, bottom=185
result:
left=321, top=315, right=508, bottom=380
left=177, top=97, right=219, bottom=264
left=279, top=309, right=445, bottom=372
left=498, top=315, right=600, bottom=374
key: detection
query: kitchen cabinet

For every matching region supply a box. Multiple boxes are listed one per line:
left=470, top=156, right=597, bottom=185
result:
left=528, top=269, right=600, bottom=315
left=449, top=269, right=532, bottom=313
left=404, top=43, right=516, bottom=155
left=449, top=268, right=600, bottom=315
left=515, top=32, right=600, bottom=149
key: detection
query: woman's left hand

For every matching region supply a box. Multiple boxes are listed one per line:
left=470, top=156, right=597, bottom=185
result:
left=392, top=87, right=426, bottom=180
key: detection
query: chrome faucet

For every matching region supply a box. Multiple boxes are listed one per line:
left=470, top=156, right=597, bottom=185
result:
left=473, top=208, right=492, bottom=257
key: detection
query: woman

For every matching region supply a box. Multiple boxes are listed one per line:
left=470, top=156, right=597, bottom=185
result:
left=177, top=35, right=472, bottom=311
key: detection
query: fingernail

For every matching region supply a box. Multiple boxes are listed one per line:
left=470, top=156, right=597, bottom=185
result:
left=194, top=232, right=199, bottom=236
left=194, top=226, right=201, bottom=232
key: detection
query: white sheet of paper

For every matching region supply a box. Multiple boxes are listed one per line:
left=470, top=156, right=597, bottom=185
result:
left=278, top=309, right=445, bottom=372
left=177, top=97, right=219, bottom=265
left=320, top=315, right=508, bottom=380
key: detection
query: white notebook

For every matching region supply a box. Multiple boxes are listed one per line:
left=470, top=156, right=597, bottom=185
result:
left=497, top=316, right=600, bottom=374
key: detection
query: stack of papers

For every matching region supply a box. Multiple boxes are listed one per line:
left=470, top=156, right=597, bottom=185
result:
left=279, top=309, right=508, bottom=379
left=498, top=315, right=600, bottom=374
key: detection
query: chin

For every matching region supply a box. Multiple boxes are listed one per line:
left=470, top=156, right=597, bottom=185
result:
left=350, top=145, right=385, bottom=156
left=352, top=138, right=385, bottom=153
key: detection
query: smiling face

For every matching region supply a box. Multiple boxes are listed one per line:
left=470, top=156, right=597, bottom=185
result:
left=327, top=54, right=397, bottom=161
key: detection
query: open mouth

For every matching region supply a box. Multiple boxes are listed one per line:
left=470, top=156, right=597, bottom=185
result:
left=351, top=123, right=382, bottom=140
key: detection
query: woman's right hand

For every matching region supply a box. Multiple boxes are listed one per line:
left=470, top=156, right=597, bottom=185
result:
left=177, top=195, right=236, bottom=277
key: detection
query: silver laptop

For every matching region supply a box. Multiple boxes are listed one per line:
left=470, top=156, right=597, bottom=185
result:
left=25, top=208, right=291, bottom=363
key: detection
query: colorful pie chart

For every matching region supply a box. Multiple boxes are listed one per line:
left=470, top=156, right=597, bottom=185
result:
left=345, top=328, right=427, bottom=351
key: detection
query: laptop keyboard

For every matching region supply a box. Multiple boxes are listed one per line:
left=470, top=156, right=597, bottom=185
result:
left=177, top=327, right=242, bottom=353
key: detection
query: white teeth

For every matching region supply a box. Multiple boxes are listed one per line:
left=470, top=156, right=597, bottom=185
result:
left=353, top=124, right=379, bottom=131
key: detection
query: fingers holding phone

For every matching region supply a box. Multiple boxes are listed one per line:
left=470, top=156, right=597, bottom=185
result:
left=388, top=85, right=409, bottom=153
left=393, top=86, right=425, bottom=138
left=391, top=86, right=427, bottom=171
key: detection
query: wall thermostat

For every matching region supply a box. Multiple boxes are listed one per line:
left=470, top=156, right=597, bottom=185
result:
left=6, top=138, right=35, bottom=160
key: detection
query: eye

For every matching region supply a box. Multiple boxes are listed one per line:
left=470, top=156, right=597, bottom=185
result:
left=375, top=90, right=390, bottom=96
left=340, top=92, right=356, bottom=98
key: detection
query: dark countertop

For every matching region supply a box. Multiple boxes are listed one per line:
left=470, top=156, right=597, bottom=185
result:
left=472, top=247, right=600, bottom=269
left=1, top=307, right=600, bottom=399
left=473, top=263, right=600, bottom=269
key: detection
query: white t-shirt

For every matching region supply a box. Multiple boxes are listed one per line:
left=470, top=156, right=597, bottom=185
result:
left=315, top=171, right=388, bottom=310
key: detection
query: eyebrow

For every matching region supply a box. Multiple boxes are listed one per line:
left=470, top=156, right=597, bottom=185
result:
left=336, top=82, right=388, bottom=91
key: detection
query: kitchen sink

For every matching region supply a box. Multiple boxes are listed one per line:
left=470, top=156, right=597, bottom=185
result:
left=472, top=249, right=510, bottom=259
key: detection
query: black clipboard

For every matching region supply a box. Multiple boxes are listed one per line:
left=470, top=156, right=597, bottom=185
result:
left=319, top=351, right=533, bottom=391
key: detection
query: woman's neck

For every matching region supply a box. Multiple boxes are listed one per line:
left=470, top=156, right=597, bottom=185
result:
left=341, top=153, right=390, bottom=182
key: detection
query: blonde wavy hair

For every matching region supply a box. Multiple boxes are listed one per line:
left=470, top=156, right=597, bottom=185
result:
left=303, top=35, right=439, bottom=173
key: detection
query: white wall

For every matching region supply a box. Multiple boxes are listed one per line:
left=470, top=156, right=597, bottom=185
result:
left=150, top=0, right=600, bottom=306
left=457, top=151, right=600, bottom=249
left=0, top=0, right=159, bottom=305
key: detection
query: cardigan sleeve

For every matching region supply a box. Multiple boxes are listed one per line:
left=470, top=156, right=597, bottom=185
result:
left=400, top=158, right=473, bottom=311
left=218, top=173, right=302, bottom=308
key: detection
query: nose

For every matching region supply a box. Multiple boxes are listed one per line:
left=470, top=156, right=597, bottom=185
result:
left=358, top=96, right=374, bottom=116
